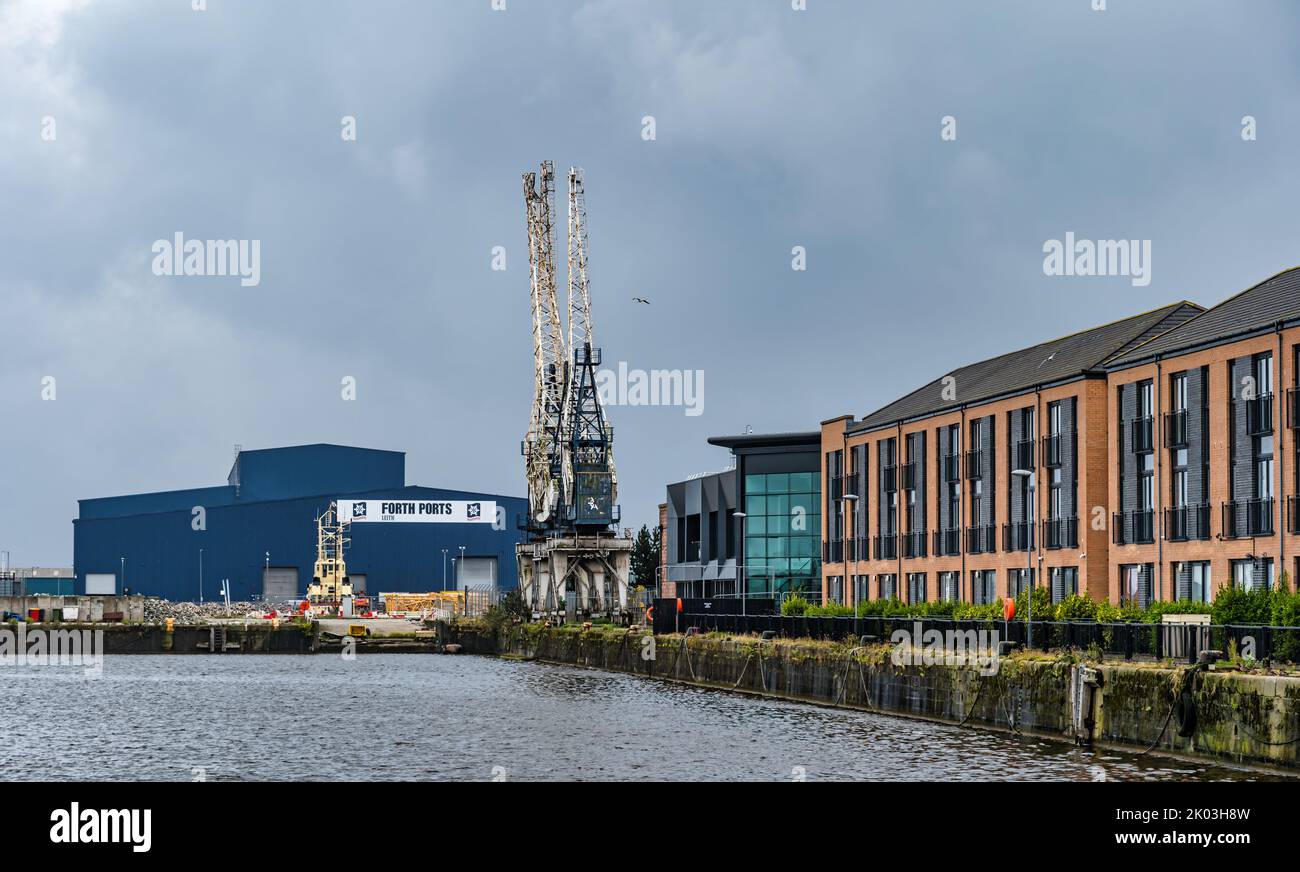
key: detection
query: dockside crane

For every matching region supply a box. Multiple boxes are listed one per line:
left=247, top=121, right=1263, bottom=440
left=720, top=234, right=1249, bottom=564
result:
left=517, top=162, right=631, bottom=617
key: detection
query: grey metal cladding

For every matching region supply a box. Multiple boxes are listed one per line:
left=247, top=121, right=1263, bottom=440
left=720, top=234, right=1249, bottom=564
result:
left=1231, top=357, right=1254, bottom=523
left=1121, top=383, right=1138, bottom=516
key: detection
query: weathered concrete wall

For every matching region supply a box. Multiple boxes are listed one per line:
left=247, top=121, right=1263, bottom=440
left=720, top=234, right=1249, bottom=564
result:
left=0, top=595, right=146, bottom=622
left=1, top=622, right=320, bottom=654
left=457, top=623, right=1300, bottom=772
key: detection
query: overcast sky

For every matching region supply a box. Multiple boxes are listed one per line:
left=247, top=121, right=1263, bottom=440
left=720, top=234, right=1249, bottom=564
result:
left=4, top=0, right=1300, bottom=566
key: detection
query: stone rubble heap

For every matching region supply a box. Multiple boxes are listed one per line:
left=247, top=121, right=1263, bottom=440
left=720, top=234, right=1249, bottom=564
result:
left=142, top=598, right=299, bottom=622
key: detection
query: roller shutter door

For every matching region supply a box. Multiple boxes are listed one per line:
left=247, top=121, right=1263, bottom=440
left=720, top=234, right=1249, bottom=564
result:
left=457, top=557, right=497, bottom=589
left=85, top=573, right=116, bottom=595
left=263, top=567, right=299, bottom=601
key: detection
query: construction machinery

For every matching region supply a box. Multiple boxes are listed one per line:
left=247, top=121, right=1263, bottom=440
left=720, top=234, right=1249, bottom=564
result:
left=517, top=162, right=632, bottom=617
left=306, top=502, right=353, bottom=611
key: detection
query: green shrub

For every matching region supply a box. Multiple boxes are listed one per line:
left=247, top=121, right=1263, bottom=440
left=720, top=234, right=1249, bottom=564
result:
left=805, top=601, right=854, bottom=617
left=781, top=594, right=810, bottom=616
left=1053, top=594, right=1098, bottom=622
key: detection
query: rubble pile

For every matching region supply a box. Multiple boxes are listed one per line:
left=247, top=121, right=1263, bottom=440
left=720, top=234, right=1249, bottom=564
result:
left=142, top=598, right=298, bottom=622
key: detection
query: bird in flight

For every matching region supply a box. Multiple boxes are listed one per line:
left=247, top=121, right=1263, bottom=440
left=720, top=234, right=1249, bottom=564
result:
left=632, top=297, right=650, bottom=305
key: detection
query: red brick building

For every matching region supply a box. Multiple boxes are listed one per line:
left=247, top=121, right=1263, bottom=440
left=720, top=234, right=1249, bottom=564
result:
left=821, top=267, right=1300, bottom=606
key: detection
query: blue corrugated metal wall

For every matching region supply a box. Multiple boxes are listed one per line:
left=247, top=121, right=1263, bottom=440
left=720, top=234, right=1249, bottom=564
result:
left=73, top=445, right=526, bottom=600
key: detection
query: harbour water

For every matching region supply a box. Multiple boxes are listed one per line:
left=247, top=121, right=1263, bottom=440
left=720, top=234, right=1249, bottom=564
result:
left=0, top=655, right=1282, bottom=781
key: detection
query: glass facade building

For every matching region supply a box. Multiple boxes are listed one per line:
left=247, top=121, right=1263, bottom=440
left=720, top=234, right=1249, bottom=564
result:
left=743, top=471, right=821, bottom=596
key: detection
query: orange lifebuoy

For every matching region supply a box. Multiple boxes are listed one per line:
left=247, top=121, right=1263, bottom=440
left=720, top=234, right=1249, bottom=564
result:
left=645, top=605, right=655, bottom=622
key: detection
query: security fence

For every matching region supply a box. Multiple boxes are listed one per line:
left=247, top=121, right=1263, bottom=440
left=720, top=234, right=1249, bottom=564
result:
left=655, top=606, right=1300, bottom=665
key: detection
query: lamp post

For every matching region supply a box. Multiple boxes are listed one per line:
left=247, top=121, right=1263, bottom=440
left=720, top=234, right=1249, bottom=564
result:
left=442, top=549, right=448, bottom=592
left=199, top=548, right=204, bottom=604
left=1012, top=468, right=1035, bottom=648
left=120, top=556, right=125, bottom=595
left=733, top=511, right=747, bottom=615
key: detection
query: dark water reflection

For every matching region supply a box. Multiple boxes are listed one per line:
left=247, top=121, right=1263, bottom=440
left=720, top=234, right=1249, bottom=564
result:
left=0, top=655, right=1284, bottom=781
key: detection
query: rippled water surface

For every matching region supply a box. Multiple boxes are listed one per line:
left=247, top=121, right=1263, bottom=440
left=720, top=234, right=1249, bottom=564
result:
left=0, top=655, right=1284, bottom=781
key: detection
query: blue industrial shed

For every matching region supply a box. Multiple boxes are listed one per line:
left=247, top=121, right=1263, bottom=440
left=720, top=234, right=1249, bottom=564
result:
left=73, top=444, right=526, bottom=601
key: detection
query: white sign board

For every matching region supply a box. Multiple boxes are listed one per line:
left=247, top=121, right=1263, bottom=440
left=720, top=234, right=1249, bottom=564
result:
left=337, top=499, right=496, bottom=524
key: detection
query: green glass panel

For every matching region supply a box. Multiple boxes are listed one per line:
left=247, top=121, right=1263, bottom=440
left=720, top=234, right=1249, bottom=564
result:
left=745, top=496, right=766, bottom=516
left=745, top=475, right=767, bottom=495
left=767, top=537, right=788, bottom=558
left=790, top=536, right=815, bottom=558
left=746, top=517, right=767, bottom=536
left=767, top=494, right=789, bottom=518
left=767, top=473, right=790, bottom=494
left=789, top=493, right=816, bottom=516
left=745, top=537, right=766, bottom=560
left=789, top=472, right=813, bottom=493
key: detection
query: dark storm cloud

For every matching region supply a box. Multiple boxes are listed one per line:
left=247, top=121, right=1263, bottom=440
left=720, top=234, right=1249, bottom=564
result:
left=3, top=0, right=1299, bottom=563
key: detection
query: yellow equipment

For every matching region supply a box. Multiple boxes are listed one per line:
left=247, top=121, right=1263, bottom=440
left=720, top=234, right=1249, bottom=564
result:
left=307, top=503, right=352, bottom=604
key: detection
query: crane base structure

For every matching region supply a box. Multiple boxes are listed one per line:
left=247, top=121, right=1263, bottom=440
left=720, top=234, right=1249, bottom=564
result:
left=517, top=534, right=633, bottom=618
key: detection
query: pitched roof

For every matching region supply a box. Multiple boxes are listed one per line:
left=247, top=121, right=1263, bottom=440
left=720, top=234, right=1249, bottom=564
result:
left=850, top=302, right=1204, bottom=433
left=1108, top=267, right=1300, bottom=367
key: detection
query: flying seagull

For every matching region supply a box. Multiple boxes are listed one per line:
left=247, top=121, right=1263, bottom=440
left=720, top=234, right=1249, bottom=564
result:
left=632, top=297, right=650, bottom=305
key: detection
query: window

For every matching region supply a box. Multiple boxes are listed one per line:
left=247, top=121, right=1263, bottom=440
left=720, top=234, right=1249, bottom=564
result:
left=939, top=571, right=960, bottom=602
left=907, top=572, right=927, bottom=604
left=852, top=574, right=869, bottom=605
left=1121, top=563, right=1153, bottom=608
left=971, top=570, right=996, bottom=605
left=744, top=472, right=821, bottom=597
left=1008, top=567, right=1035, bottom=597
left=971, top=479, right=983, bottom=527
left=1176, top=561, right=1212, bottom=604
left=878, top=574, right=898, bottom=600
left=1049, top=567, right=1077, bottom=603
left=827, top=575, right=843, bottom=605
left=1172, top=372, right=1187, bottom=413
left=1232, top=558, right=1273, bottom=592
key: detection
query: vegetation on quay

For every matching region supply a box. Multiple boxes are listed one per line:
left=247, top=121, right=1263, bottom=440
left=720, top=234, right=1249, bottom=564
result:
left=780, top=575, right=1300, bottom=628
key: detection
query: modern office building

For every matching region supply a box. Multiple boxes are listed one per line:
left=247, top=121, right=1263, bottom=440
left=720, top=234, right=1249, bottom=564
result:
left=662, top=431, right=821, bottom=599
left=821, top=302, right=1203, bottom=606
left=73, top=444, right=527, bottom=601
left=1104, top=267, right=1300, bottom=604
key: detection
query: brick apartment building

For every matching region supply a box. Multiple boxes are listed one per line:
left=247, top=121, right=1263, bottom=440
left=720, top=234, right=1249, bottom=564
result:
left=820, top=302, right=1202, bottom=607
left=1104, top=268, right=1300, bottom=606
left=821, top=267, right=1300, bottom=607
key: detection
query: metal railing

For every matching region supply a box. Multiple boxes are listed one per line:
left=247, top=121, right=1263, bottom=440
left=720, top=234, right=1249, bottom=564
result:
left=1163, top=409, right=1188, bottom=447
left=902, top=531, right=926, bottom=559
left=933, top=527, right=961, bottom=557
left=1288, top=387, right=1300, bottom=430
left=882, top=464, right=898, bottom=493
left=823, top=539, right=843, bottom=563
left=1112, top=510, right=1154, bottom=545
left=965, top=524, right=996, bottom=554
left=942, top=453, right=960, bottom=482
left=901, top=462, right=917, bottom=490
left=1290, top=496, right=1300, bottom=535
left=1014, top=438, right=1035, bottom=471
left=1002, top=521, right=1034, bottom=552
left=1246, top=393, right=1274, bottom=436
left=873, top=534, right=898, bottom=561
left=1165, top=504, right=1211, bottom=541
left=1042, top=517, right=1078, bottom=549
left=1041, top=433, right=1062, bottom=467
left=963, top=449, right=982, bottom=480
left=1130, top=416, right=1154, bottom=453
left=1223, top=499, right=1274, bottom=538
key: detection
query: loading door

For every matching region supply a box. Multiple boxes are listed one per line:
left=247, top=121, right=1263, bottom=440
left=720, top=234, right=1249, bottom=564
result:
left=457, top=557, right=497, bottom=589
left=262, top=567, right=299, bottom=601
left=349, top=573, right=367, bottom=595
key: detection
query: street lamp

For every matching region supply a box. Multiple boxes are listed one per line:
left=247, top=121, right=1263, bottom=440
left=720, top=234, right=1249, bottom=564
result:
left=199, top=548, right=204, bottom=604
left=733, top=511, right=747, bottom=615
left=120, top=556, right=125, bottom=595
left=1011, top=468, right=1035, bottom=648
left=458, top=545, right=467, bottom=613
